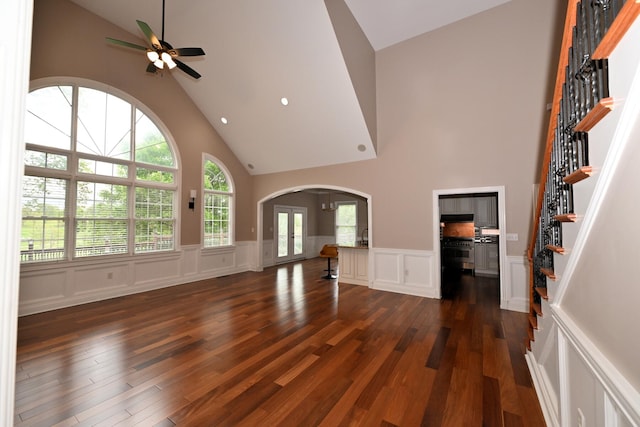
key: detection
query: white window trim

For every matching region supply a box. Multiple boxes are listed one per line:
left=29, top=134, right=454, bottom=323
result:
left=23, top=77, right=183, bottom=263
left=201, top=153, right=235, bottom=250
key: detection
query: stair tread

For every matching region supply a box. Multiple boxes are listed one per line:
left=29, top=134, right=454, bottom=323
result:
left=574, top=97, right=614, bottom=132
left=529, top=315, right=538, bottom=329
left=554, top=213, right=577, bottom=223
left=532, top=303, right=542, bottom=317
left=539, top=268, right=557, bottom=281
left=546, top=244, right=565, bottom=255
left=535, top=287, right=549, bottom=300
left=564, top=166, right=593, bottom=185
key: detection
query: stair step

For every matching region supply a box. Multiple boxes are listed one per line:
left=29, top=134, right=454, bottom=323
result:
left=554, top=213, right=577, bottom=223
left=535, top=287, right=549, bottom=300
left=529, top=315, right=538, bottom=329
left=532, top=302, right=542, bottom=317
left=564, top=166, right=593, bottom=185
left=525, top=336, right=532, bottom=352
left=528, top=327, right=535, bottom=342
left=540, top=268, right=556, bottom=281
left=574, top=97, right=614, bottom=132
left=545, top=244, right=565, bottom=255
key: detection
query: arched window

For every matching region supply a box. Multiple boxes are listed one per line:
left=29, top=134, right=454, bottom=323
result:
left=203, top=156, right=234, bottom=247
left=21, top=80, right=179, bottom=262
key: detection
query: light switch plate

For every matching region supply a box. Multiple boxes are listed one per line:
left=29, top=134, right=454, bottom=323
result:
left=506, top=233, right=518, bottom=241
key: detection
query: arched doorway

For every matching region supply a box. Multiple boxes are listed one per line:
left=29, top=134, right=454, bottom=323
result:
left=256, top=185, right=372, bottom=273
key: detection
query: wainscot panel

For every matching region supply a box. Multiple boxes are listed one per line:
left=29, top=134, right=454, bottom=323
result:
left=262, top=239, right=275, bottom=267
left=74, top=263, right=128, bottom=294
left=371, top=248, right=436, bottom=298
left=134, top=255, right=181, bottom=285
left=19, top=270, right=67, bottom=306
left=201, top=248, right=236, bottom=274
left=502, top=255, right=529, bottom=313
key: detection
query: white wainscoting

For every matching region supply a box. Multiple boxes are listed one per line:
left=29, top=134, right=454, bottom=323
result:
left=19, top=244, right=531, bottom=316
left=502, top=255, right=529, bottom=313
left=370, top=248, right=437, bottom=298
left=18, top=241, right=257, bottom=316
left=370, top=249, right=529, bottom=311
left=526, top=307, right=640, bottom=427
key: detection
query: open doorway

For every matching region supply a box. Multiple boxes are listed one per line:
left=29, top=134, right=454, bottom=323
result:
left=433, top=186, right=508, bottom=307
left=257, top=186, right=372, bottom=270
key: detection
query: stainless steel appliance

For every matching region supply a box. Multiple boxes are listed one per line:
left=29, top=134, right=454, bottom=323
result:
left=441, top=237, right=475, bottom=273
left=440, top=214, right=476, bottom=273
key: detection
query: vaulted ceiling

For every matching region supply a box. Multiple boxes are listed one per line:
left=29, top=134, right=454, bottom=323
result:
left=70, top=0, right=512, bottom=175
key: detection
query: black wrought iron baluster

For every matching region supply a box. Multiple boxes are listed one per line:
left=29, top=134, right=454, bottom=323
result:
left=575, top=131, right=589, bottom=169
left=570, top=33, right=585, bottom=122
left=585, top=0, right=598, bottom=54
left=565, top=181, right=575, bottom=214
left=592, top=0, right=604, bottom=45
left=555, top=216, right=563, bottom=248
left=592, top=0, right=615, bottom=37
left=599, top=59, right=610, bottom=100
left=574, top=5, right=586, bottom=119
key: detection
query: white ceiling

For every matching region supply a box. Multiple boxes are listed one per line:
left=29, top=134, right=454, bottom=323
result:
left=70, top=0, right=511, bottom=175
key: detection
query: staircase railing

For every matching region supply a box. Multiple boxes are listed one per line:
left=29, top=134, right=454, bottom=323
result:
left=527, top=0, right=640, bottom=349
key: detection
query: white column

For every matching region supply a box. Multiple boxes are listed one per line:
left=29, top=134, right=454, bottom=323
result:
left=0, top=0, right=33, bottom=424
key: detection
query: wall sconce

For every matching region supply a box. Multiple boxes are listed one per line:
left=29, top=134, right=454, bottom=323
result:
left=188, top=189, right=197, bottom=210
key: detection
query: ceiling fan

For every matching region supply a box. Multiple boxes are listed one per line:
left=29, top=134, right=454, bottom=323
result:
left=106, top=0, right=205, bottom=79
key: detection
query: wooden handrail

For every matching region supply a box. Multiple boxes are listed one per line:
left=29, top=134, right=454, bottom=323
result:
left=527, top=0, right=577, bottom=314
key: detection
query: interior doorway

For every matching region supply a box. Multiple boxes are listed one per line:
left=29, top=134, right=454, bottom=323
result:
left=256, top=185, right=372, bottom=271
left=433, top=186, right=508, bottom=308
left=274, top=206, right=306, bottom=264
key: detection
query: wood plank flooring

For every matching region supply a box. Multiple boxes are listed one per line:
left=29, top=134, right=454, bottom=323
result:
left=14, top=258, right=545, bottom=426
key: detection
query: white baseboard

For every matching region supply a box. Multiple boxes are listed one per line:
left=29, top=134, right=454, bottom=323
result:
left=526, top=351, right=561, bottom=427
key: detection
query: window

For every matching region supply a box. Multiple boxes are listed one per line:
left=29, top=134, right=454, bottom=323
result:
left=203, top=157, right=233, bottom=247
left=21, top=81, right=178, bottom=262
left=335, top=202, right=357, bottom=246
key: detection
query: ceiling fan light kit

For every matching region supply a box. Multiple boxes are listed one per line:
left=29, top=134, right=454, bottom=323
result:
left=106, top=0, right=205, bottom=79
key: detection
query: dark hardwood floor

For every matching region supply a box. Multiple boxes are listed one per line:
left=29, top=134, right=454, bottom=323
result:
left=14, top=258, right=545, bottom=426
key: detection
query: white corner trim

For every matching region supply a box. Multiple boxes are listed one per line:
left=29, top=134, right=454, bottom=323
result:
left=0, top=0, right=34, bottom=424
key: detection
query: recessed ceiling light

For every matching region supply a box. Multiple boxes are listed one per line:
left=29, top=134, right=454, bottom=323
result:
left=357, top=144, right=366, bottom=152
left=247, top=163, right=255, bottom=170
left=280, top=97, right=289, bottom=106
left=221, top=117, right=228, bottom=124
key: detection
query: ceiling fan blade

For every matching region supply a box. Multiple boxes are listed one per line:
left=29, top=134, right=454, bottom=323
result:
left=172, top=47, right=205, bottom=57
left=136, top=20, right=161, bottom=49
left=174, top=59, right=201, bottom=79
left=106, top=37, right=148, bottom=51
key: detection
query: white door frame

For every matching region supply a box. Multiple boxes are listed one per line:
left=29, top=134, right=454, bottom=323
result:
left=1, top=0, right=34, bottom=423
left=432, top=186, right=508, bottom=307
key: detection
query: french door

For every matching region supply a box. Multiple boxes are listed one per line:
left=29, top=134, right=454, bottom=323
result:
left=275, top=206, right=306, bottom=263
